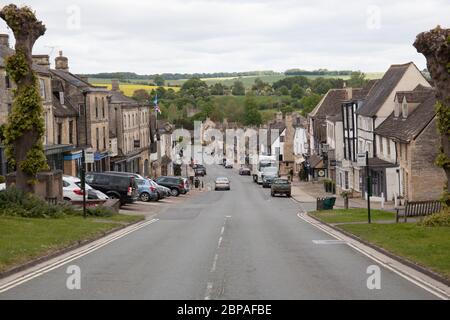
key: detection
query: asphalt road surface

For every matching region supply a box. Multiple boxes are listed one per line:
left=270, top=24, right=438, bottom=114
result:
left=0, top=165, right=437, bottom=299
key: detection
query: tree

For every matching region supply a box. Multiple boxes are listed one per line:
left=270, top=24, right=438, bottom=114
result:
left=180, top=77, right=209, bottom=99
left=347, top=71, right=368, bottom=88
left=132, top=89, right=150, bottom=102
left=231, top=80, right=245, bottom=96
left=414, top=26, right=450, bottom=205
left=210, top=83, right=225, bottom=95
left=291, top=84, right=305, bottom=99
left=299, top=93, right=322, bottom=116
left=277, top=85, right=289, bottom=96
left=0, top=4, right=48, bottom=192
left=243, top=95, right=262, bottom=126
left=153, top=75, right=165, bottom=86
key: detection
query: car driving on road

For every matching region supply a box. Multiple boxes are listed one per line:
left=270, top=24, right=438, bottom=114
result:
left=271, top=178, right=291, bottom=197
left=261, top=166, right=279, bottom=188
left=239, top=167, right=251, bottom=175
left=215, top=177, right=230, bottom=191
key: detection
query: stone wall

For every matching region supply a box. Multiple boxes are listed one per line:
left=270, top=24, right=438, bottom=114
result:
left=408, top=118, right=446, bottom=201
left=6, top=170, right=63, bottom=201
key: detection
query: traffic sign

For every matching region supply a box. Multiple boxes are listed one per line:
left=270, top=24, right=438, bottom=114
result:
left=85, top=150, right=94, bottom=164
left=357, top=153, right=366, bottom=167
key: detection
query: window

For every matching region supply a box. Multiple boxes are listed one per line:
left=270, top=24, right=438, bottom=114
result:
left=123, top=115, right=127, bottom=128
left=57, top=123, right=62, bottom=144
left=103, top=127, right=106, bottom=150
left=69, top=120, right=73, bottom=144
left=95, top=97, right=98, bottom=118
left=5, top=75, right=10, bottom=89
left=7, top=103, right=11, bottom=113
left=344, top=171, right=349, bottom=189
left=39, top=78, right=46, bottom=99
left=102, top=98, right=105, bottom=118
left=96, top=127, right=99, bottom=150
left=387, top=140, right=391, bottom=157
left=280, top=136, right=285, bottom=142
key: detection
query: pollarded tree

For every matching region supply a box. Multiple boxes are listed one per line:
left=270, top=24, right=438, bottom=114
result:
left=0, top=4, right=48, bottom=192
left=414, top=26, right=450, bottom=205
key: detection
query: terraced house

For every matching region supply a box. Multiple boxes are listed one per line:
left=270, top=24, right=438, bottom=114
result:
left=374, top=85, right=445, bottom=201
left=50, top=51, right=112, bottom=173
left=108, top=79, right=152, bottom=176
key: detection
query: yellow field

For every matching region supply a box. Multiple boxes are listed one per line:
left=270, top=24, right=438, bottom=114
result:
left=92, top=84, right=180, bottom=96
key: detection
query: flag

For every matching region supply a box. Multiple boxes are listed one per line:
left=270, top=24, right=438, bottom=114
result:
left=153, top=94, right=161, bottom=114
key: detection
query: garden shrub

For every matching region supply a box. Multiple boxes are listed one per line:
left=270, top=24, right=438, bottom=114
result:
left=418, top=209, right=450, bottom=227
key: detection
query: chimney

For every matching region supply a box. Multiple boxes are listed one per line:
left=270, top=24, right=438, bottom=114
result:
left=32, top=55, right=50, bottom=69
left=111, top=79, right=120, bottom=91
left=55, top=50, right=69, bottom=72
left=0, top=34, right=9, bottom=47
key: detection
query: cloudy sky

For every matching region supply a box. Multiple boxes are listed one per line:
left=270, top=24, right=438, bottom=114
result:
left=0, top=0, right=448, bottom=74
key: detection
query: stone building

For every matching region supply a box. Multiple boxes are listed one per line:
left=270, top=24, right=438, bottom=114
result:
left=50, top=51, right=111, bottom=173
left=109, top=80, right=151, bottom=176
left=374, top=86, right=445, bottom=201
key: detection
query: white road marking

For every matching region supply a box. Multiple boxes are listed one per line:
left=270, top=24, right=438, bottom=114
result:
left=312, top=240, right=347, bottom=245
left=297, top=212, right=450, bottom=300
left=204, top=282, right=214, bottom=300
left=0, top=219, right=159, bottom=294
left=210, top=254, right=219, bottom=273
left=220, top=226, right=225, bottom=235
left=217, top=236, right=223, bottom=248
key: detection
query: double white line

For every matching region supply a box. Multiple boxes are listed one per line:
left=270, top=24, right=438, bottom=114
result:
left=0, top=218, right=159, bottom=294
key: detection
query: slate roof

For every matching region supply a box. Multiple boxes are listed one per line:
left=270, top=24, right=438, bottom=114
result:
left=309, top=89, right=349, bottom=119
left=1, top=44, right=51, bottom=75
left=356, top=63, right=414, bottom=117
left=374, top=91, right=436, bottom=143
left=395, top=84, right=434, bottom=103
left=109, top=89, right=138, bottom=105
left=50, top=69, right=108, bottom=93
left=52, top=93, right=78, bottom=118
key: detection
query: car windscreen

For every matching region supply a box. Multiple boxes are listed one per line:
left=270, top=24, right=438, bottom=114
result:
left=274, top=179, right=289, bottom=184
left=263, top=167, right=278, bottom=173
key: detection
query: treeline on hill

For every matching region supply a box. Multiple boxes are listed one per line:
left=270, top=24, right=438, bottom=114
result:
left=82, top=68, right=361, bottom=81
left=132, top=72, right=369, bottom=130
left=81, top=71, right=280, bottom=81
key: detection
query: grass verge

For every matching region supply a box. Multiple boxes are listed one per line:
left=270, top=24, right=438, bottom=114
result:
left=309, top=208, right=396, bottom=224
left=0, top=214, right=144, bottom=273
left=339, top=223, right=450, bottom=280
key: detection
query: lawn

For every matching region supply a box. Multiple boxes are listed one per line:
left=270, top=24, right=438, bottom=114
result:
left=0, top=214, right=144, bottom=273
left=310, top=208, right=396, bottom=224
left=339, top=223, right=450, bottom=280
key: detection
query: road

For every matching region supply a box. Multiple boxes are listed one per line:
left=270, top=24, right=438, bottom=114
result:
left=0, top=165, right=438, bottom=299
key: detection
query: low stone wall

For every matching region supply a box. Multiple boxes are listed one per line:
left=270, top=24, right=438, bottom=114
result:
left=6, top=170, right=63, bottom=202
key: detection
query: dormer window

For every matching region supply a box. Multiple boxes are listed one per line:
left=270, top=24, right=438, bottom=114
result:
left=402, top=96, right=408, bottom=118
left=394, top=101, right=400, bottom=118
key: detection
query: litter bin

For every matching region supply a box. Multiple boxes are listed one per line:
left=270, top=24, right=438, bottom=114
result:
left=323, top=196, right=336, bottom=210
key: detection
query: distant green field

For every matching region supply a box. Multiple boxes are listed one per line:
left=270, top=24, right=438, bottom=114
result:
left=89, top=72, right=383, bottom=90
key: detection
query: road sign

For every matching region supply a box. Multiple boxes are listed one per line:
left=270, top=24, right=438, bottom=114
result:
left=357, top=153, right=366, bottom=167
left=85, top=150, right=94, bottom=164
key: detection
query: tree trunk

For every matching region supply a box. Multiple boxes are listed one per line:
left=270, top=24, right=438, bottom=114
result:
left=414, top=27, right=450, bottom=197
left=0, top=5, right=46, bottom=192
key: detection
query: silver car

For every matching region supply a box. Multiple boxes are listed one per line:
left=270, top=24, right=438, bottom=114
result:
left=215, top=177, right=230, bottom=191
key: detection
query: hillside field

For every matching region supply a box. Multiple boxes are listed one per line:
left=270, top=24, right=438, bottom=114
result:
left=91, top=83, right=180, bottom=96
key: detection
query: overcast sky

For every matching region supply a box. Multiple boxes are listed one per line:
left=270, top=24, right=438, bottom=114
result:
left=0, top=0, right=448, bottom=74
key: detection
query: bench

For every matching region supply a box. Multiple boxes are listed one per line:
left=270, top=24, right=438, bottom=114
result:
left=396, top=200, right=442, bottom=222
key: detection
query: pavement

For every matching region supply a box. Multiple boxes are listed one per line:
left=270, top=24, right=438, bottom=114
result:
left=290, top=180, right=397, bottom=212
left=0, top=165, right=441, bottom=299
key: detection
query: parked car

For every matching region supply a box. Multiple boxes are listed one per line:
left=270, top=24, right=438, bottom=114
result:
left=85, top=172, right=138, bottom=204
left=239, top=167, right=251, bottom=175
left=215, top=177, right=230, bottom=191
left=136, top=178, right=159, bottom=202
left=261, top=166, right=279, bottom=188
left=181, top=177, right=190, bottom=194
left=154, top=176, right=186, bottom=196
left=148, top=179, right=170, bottom=200
left=271, top=178, right=291, bottom=197
left=62, top=175, right=86, bottom=201
left=193, top=164, right=206, bottom=176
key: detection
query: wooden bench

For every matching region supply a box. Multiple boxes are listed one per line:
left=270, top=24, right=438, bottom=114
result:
left=396, top=200, right=442, bottom=222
